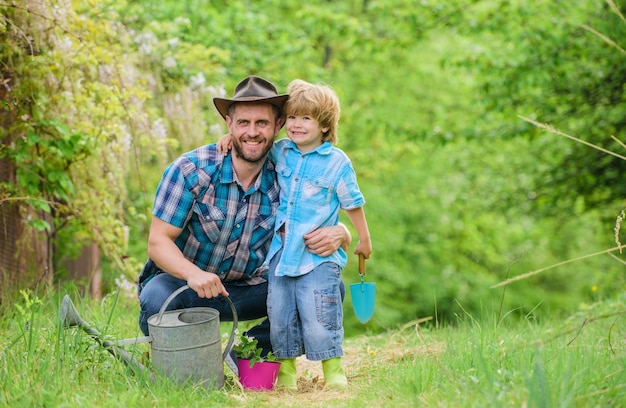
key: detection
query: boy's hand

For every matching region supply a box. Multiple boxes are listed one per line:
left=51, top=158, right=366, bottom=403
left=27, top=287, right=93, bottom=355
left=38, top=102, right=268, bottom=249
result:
left=354, top=239, right=372, bottom=259
left=216, top=133, right=232, bottom=154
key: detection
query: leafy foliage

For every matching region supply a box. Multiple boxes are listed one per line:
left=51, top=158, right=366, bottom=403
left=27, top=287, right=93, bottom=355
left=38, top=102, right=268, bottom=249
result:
left=449, top=0, right=626, bottom=212
left=2, top=0, right=626, bottom=336
left=0, top=0, right=227, bottom=281
left=233, top=335, right=277, bottom=368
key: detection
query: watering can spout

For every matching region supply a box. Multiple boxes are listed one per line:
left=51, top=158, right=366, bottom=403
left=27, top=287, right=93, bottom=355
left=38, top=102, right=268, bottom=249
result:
left=59, top=286, right=238, bottom=389
left=59, top=295, right=87, bottom=328
left=58, top=294, right=151, bottom=378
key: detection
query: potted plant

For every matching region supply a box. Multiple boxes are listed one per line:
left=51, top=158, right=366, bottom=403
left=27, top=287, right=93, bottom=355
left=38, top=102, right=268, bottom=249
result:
left=233, top=335, right=281, bottom=390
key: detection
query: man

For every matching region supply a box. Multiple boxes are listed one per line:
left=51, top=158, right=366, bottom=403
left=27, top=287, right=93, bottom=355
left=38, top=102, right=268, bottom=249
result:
left=137, top=76, right=350, bottom=358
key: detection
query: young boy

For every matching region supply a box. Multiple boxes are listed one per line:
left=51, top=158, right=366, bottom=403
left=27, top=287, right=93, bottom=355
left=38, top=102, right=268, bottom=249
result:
left=220, top=79, right=372, bottom=390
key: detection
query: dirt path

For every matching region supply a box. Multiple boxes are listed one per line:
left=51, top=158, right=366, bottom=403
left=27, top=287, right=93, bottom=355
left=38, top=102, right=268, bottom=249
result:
left=228, top=332, right=446, bottom=406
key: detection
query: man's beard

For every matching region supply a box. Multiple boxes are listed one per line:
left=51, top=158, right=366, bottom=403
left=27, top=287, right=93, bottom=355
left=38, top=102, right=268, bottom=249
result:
left=232, top=138, right=272, bottom=164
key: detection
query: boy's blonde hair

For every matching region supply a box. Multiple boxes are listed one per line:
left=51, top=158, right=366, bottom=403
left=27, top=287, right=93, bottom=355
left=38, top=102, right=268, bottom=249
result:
left=284, top=79, right=340, bottom=144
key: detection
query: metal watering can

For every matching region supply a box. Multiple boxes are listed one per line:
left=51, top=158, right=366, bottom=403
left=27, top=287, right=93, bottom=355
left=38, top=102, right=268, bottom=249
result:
left=59, top=284, right=238, bottom=390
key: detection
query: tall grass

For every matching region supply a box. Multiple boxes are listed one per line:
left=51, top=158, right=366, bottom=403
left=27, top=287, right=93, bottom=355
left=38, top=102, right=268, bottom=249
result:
left=1, top=285, right=624, bottom=407
left=383, top=302, right=626, bottom=407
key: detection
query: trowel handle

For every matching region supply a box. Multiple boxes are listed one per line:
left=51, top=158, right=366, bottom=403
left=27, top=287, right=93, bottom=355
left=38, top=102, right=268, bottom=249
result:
left=358, top=253, right=366, bottom=276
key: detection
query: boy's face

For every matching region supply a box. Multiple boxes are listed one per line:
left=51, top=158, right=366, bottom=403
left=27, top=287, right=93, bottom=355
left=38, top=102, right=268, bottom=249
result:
left=285, top=114, right=328, bottom=153
left=226, top=103, right=283, bottom=163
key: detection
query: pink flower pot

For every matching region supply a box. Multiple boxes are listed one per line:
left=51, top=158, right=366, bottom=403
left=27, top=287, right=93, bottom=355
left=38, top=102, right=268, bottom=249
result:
left=237, top=359, right=281, bottom=390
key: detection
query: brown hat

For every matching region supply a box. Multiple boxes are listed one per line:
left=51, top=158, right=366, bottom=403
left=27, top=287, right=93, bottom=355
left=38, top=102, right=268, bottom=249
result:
left=213, top=76, right=289, bottom=119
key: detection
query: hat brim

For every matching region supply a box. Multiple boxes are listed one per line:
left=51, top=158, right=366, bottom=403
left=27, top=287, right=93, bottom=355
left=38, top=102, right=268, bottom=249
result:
left=213, top=94, right=289, bottom=120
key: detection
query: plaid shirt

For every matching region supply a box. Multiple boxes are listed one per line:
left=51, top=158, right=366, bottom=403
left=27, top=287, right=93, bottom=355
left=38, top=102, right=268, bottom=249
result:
left=151, top=144, right=279, bottom=285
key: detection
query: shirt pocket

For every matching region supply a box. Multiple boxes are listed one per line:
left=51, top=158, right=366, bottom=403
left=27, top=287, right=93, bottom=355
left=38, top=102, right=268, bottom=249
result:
left=192, top=202, right=225, bottom=243
left=276, top=163, right=292, bottom=179
left=302, top=176, right=332, bottom=205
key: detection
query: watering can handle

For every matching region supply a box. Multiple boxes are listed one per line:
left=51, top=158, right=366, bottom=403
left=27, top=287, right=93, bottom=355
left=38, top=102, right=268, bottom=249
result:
left=154, top=284, right=239, bottom=363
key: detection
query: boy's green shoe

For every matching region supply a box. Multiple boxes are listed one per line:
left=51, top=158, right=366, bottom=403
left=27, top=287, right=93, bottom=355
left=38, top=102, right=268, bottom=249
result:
left=322, top=357, right=348, bottom=389
left=275, top=358, right=297, bottom=390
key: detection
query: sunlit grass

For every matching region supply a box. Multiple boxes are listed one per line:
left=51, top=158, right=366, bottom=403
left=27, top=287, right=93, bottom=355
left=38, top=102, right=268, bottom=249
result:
left=1, top=286, right=625, bottom=407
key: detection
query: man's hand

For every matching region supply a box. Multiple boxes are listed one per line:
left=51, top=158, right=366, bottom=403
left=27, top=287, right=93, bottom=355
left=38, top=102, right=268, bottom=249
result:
left=148, top=216, right=229, bottom=299
left=303, top=223, right=352, bottom=257
left=186, top=270, right=229, bottom=299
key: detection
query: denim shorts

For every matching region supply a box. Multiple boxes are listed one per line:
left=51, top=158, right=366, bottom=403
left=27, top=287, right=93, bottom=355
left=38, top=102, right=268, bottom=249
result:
left=267, top=251, right=344, bottom=361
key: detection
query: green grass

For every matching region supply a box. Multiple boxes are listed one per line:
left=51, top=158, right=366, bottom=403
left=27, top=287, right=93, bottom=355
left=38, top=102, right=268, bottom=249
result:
left=1, top=286, right=625, bottom=407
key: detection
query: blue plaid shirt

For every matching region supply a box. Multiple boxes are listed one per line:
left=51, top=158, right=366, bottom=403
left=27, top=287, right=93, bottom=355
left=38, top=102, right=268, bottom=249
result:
left=151, top=144, right=280, bottom=285
left=266, top=139, right=365, bottom=277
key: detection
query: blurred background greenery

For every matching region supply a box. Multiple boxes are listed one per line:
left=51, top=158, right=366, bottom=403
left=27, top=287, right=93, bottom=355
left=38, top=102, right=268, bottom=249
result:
left=1, top=0, right=625, bottom=337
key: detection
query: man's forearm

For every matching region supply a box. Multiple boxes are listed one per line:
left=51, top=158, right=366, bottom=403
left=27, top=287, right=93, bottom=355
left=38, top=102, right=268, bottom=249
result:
left=337, top=222, right=352, bottom=250
left=148, top=239, right=196, bottom=281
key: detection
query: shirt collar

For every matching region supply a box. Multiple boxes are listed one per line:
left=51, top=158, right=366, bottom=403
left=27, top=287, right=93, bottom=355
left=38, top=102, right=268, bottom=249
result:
left=219, top=152, right=276, bottom=194
left=285, top=140, right=333, bottom=155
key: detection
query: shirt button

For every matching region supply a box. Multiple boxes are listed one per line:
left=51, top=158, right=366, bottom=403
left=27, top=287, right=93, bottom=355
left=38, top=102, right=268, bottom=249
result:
left=236, top=224, right=241, bottom=229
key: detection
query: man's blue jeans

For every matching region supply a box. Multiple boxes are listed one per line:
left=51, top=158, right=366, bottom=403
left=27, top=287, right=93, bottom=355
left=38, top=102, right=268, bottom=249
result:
left=138, top=272, right=271, bottom=355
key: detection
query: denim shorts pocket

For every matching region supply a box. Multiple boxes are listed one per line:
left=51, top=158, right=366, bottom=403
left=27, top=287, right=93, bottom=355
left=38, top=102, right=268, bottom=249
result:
left=315, top=288, right=342, bottom=331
